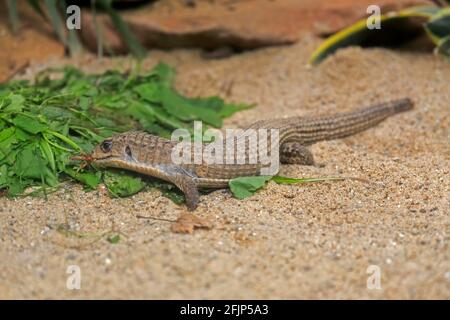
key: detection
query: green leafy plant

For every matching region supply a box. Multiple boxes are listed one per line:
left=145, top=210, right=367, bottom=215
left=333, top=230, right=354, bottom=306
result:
left=310, top=3, right=450, bottom=65
left=0, top=62, right=252, bottom=198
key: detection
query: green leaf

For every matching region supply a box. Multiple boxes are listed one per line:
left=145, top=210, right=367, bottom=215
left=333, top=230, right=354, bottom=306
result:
left=133, top=83, right=161, bottom=103
left=3, top=94, right=25, bottom=112
left=228, top=175, right=273, bottom=199
left=401, top=6, right=442, bottom=17
left=425, top=8, right=450, bottom=45
left=6, top=177, right=26, bottom=196
left=309, top=6, right=438, bottom=65
left=151, top=62, right=175, bottom=87
left=0, top=130, right=18, bottom=163
left=13, top=143, right=46, bottom=180
left=0, top=127, right=16, bottom=142
left=15, top=128, right=31, bottom=141
left=107, top=234, right=121, bottom=244
left=41, top=106, right=74, bottom=120
left=12, top=114, right=47, bottom=134
left=151, top=105, right=187, bottom=130
left=95, top=93, right=131, bottom=109
left=219, top=102, right=255, bottom=118
left=64, top=168, right=101, bottom=189
left=437, top=35, right=450, bottom=56
left=0, top=165, right=8, bottom=186
left=103, top=170, right=146, bottom=197
left=159, top=87, right=224, bottom=127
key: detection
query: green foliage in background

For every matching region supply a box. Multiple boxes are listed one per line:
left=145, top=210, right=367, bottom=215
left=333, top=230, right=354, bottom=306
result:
left=310, top=4, right=450, bottom=65
left=0, top=63, right=252, bottom=198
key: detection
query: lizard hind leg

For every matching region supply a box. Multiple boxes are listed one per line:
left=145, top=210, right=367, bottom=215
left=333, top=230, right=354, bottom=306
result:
left=172, top=175, right=200, bottom=211
left=280, top=142, right=315, bottom=165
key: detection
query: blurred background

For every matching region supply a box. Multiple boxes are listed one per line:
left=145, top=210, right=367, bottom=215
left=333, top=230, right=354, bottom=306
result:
left=2, top=0, right=447, bottom=83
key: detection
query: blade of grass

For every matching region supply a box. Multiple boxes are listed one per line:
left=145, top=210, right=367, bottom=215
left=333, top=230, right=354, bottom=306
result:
left=98, top=0, right=147, bottom=59
left=6, top=0, right=20, bottom=34
left=70, top=126, right=105, bottom=142
left=43, top=133, right=74, bottom=153
left=92, top=0, right=104, bottom=59
left=44, top=0, right=67, bottom=46
left=39, top=139, right=56, bottom=171
left=27, top=0, right=47, bottom=20
left=45, top=130, right=82, bottom=152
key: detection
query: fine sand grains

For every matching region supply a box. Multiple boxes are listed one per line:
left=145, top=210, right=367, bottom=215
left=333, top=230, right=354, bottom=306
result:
left=0, top=34, right=449, bottom=299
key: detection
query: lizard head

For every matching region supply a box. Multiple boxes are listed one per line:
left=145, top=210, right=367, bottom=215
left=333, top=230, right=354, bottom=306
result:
left=78, top=132, right=176, bottom=178
left=88, top=132, right=186, bottom=184
left=90, top=134, right=133, bottom=166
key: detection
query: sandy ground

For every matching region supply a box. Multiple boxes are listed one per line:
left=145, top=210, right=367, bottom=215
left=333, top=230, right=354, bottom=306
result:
left=0, top=34, right=449, bottom=299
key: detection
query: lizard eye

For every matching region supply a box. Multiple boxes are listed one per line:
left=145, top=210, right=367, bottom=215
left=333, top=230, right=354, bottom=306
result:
left=100, top=140, right=113, bottom=153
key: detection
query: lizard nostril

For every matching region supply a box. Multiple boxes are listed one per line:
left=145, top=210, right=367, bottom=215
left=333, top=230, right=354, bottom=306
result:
left=125, top=145, right=133, bottom=158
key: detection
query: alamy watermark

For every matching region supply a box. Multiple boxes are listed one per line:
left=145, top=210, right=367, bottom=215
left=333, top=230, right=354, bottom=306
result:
left=367, top=5, right=381, bottom=30
left=366, top=265, right=382, bottom=290
left=170, top=121, right=280, bottom=175
left=62, top=5, right=382, bottom=34
left=66, top=265, right=81, bottom=290
left=66, top=5, right=81, bottom=30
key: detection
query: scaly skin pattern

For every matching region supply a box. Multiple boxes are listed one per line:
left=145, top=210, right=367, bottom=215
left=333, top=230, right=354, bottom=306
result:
left=89, top=98, right=413, bottom=210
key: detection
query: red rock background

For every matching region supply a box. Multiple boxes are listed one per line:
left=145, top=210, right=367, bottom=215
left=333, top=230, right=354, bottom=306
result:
left=0, top=0, right=431, bottom=82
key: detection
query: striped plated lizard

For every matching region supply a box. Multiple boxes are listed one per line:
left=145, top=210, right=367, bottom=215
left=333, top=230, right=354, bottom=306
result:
left=86, top=98, right=413, bottom=210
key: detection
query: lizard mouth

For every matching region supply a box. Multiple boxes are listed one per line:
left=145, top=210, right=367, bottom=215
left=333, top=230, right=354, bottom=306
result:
left=91, top=155, right=119, bottom=163
left=71, top=154, right=118, bottom=166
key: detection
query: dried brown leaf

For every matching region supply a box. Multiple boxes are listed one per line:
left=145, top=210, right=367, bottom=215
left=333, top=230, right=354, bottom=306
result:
left=170, top=213, right=213, bottom=234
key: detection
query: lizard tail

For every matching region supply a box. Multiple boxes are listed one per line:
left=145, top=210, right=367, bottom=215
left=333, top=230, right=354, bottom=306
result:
left=285, top=98, right=414, bottom=145
left=390, top=98, right=414, bottom=113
